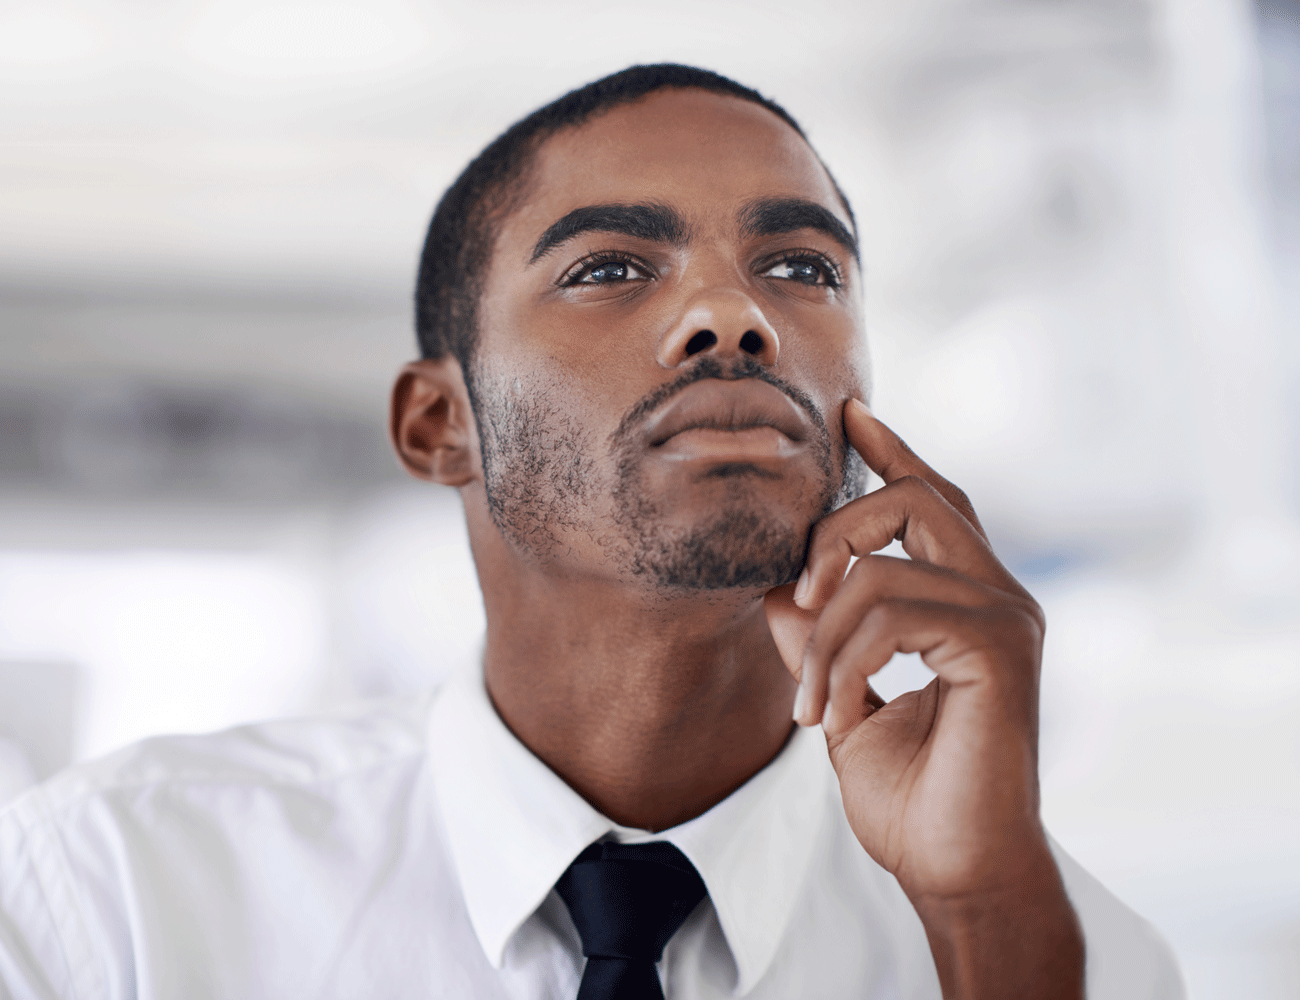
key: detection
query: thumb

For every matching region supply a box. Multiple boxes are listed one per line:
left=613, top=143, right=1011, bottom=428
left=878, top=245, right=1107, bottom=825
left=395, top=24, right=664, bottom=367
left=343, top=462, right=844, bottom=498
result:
left=764, top=582, right=820, bottom=685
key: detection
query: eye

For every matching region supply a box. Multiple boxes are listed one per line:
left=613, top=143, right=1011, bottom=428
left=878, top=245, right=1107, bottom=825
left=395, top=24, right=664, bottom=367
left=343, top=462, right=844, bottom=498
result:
left=563, top=255, right=651, bottom=286
left=760, top=254, right=840, bottom=288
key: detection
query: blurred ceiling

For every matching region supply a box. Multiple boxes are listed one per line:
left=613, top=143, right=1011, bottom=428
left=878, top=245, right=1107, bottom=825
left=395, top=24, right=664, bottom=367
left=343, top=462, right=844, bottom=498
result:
left=0, top=0, right=1161, bottom=400
left=1, top=0, right=1292, bottom=559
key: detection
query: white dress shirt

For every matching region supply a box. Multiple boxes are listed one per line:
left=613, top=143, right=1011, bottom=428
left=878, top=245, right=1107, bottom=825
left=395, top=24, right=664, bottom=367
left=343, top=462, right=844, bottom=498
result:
left=0, top=666, right=1184, bottom=999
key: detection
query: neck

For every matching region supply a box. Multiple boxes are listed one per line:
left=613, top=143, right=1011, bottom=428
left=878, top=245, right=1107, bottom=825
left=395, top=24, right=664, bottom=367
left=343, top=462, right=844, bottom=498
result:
left=473, top=518, right=798, bottom=833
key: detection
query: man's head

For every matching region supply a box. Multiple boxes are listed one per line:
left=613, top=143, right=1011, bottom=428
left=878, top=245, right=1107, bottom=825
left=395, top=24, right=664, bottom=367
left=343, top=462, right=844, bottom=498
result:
left=393, top=65, right=871, bottom=600
left=414, top=64, right=853, bottom=374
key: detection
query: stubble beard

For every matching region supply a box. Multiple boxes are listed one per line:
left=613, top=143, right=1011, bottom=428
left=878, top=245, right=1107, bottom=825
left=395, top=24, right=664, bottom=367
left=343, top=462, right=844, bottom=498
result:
left=469, top=360, right=865, bottom=594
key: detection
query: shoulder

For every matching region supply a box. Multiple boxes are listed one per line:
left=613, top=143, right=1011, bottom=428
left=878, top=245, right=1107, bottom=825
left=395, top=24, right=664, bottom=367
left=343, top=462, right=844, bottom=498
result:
left=2, top=689, right=440, bottom=832
left=0, top=689, right=465, bottom=1000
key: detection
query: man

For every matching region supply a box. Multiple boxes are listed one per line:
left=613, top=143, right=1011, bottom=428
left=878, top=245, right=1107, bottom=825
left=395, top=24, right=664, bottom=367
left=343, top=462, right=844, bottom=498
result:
left=0, top=65, right=1181, bottom=999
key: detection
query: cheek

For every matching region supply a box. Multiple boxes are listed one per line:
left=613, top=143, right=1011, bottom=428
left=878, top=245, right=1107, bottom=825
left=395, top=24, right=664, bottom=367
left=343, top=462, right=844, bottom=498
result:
left=524, top=354, right=666, bottom=443
left=778, top=315, right=870, bottom=408
left=492, top=295, right=666, bottom=412
left=472, top=361, right=618, bottom=483
left=839, top=337, right=873, bottom=403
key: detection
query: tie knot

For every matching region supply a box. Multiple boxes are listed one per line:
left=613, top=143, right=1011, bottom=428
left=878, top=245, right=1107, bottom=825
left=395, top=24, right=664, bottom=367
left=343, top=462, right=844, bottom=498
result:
left=555, top=841, right=707, bottom=964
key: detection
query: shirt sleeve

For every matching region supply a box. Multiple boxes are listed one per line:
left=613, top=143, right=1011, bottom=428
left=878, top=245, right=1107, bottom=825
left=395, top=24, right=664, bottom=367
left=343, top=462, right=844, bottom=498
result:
left=1049, top=837, right=1186, bottom=1000
left=0, top=791, right=103, bottom=1000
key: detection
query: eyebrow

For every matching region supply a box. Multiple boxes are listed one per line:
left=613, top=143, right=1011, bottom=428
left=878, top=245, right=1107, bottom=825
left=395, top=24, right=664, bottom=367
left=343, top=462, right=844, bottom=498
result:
left=738, top=197, right=859, bottom=262
left=529, top=203, right=688, bottom=264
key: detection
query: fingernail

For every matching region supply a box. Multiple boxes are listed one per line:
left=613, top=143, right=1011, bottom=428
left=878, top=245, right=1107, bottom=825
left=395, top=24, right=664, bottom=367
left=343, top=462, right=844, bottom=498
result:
left=793, top=568, right=810, bottom=605
left=792, top=683, right=808, bottom=724
left=850, top=398, right=872, bottom=417
left=821, top=701, right=834, bottom=731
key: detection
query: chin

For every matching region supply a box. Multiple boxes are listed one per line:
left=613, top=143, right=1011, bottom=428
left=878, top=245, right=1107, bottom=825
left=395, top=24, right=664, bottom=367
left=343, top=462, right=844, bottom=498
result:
left=610, top=442, right=847, bottom=594
left=627, top=506, right=809, bottom=593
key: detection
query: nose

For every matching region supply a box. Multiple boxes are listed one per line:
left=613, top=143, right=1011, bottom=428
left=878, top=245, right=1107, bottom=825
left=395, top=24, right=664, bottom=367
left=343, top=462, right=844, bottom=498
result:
left=657, top=289, right=780, bottom=368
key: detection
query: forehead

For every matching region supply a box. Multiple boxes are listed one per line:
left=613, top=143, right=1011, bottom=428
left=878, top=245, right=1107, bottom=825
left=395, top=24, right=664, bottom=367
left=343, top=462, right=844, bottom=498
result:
left=504, top=88, right=848, bottom=245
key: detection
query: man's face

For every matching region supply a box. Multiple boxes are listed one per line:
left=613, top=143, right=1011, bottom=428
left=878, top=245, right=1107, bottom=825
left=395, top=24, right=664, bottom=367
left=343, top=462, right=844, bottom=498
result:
left=470, top=88, right=870, bottom=594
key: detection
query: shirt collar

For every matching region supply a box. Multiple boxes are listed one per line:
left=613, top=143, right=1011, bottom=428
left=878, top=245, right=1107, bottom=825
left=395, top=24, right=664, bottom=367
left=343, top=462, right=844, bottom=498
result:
left=426, top=666, right=833, bottom=996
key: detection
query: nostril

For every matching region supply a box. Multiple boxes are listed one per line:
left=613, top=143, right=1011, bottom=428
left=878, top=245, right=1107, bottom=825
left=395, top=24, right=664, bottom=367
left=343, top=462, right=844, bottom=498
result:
left=685, top=330, right=717, bottom=356
left=739, top=330, right=764, bottom=355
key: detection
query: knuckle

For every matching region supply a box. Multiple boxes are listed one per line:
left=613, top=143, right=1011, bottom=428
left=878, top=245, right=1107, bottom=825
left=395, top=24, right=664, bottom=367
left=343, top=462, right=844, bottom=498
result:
left=862, top=599, right=902, bottom=634
left=802, top=632, right=831, bottom=670
left=991, top=603, right=1044, bottom=649
left=828, top=640, right=874, bottom=687
left=893, top=471, right=980, bottom=522
left=897, top=474, right=943, bottom=506
left=844, top=554, right=886, bottom=591
left=946, top=483, right=974, bottom=515
left=803, top=622, right=843, bottom=672
left=1023, top=596, right=1047, bottom=633
left=805, top=516, right=842, bottom=558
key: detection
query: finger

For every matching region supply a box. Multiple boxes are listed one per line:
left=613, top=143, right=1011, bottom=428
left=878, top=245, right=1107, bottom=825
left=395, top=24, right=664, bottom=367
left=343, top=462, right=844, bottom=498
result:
left=815, top=600, right=1041, bottom=738
left=769, top=583, right=887, bottom=722
left=799, top=555, right=1024, bottom=716
left=765, top=582, right=820, bottom=683
left=795, top=476, right=1026, bottom=612
left=844, top=399, right=987, bottom=539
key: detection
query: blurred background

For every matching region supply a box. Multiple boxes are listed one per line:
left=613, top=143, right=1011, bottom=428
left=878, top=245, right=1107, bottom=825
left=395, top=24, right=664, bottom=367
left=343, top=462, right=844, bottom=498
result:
left=0, top=0, right=1296, bottom=995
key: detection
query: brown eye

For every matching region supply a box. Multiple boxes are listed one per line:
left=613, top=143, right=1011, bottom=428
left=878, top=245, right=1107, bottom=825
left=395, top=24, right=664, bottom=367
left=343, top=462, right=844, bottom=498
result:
left=761, top=255, right=839, bottom=287
left=572, top=259, right=650, bottom=284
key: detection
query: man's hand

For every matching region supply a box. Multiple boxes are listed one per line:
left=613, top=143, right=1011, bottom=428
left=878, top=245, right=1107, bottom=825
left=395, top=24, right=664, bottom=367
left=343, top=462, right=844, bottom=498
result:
left=765, top=399, right=1084, bottom=999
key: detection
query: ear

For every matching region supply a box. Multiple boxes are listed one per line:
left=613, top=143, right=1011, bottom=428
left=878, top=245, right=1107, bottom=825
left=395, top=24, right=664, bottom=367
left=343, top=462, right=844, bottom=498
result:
left=389, top=357, right=479, bottom=487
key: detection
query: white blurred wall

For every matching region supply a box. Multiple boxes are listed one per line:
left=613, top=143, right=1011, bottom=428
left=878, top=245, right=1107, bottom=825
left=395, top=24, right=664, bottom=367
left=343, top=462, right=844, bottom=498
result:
left=1, top=1, right=1297, bottom=996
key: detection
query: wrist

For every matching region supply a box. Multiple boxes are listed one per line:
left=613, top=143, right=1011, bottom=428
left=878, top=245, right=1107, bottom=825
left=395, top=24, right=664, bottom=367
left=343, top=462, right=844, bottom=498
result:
left=908, top=852, right=1085, bottom=1000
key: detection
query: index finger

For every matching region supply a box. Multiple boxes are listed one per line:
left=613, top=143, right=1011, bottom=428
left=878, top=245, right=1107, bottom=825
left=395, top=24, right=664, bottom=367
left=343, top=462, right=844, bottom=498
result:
left=791, top=402, right=1025, bottom=610
left=846, top=399, right=987, bottom=541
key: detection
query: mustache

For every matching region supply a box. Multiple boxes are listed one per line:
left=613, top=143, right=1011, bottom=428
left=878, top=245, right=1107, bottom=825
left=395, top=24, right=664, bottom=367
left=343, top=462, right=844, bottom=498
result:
left=609, top=355, right=829, bottom=448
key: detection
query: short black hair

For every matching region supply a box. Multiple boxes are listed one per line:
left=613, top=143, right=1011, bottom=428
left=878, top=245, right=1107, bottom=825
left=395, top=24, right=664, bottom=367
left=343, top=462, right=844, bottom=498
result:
left=414, top=63, right=853, bottom=368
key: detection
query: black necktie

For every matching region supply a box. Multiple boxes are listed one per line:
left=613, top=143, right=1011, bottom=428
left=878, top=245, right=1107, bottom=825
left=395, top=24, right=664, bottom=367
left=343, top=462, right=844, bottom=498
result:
left=555, top=840, right=708, bottom=1000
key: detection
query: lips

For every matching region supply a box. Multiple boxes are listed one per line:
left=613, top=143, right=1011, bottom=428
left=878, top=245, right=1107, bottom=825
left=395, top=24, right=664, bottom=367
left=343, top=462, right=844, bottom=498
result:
left=644, top=378, right=812, bottom=448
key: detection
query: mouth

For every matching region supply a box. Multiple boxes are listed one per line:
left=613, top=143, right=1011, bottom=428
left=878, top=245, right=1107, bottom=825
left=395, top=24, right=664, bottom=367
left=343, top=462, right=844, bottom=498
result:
left=644, top=379, right=813, bottom=461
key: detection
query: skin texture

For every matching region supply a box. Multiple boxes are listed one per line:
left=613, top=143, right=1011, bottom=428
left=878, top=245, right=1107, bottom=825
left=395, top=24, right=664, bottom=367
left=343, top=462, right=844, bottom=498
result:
left=391, top=88, right=1084, bottom=999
